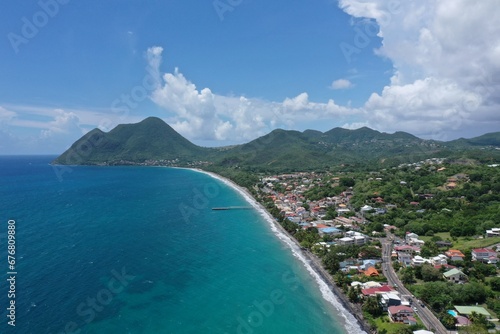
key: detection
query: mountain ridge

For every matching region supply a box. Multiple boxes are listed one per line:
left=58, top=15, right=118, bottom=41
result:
left=53, top=117, right=500, bottom=171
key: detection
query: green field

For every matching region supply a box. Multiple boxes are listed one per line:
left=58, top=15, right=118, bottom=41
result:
left=372, top=316, right=425, bottom=334
left=420, top=232, right=500, bottom=251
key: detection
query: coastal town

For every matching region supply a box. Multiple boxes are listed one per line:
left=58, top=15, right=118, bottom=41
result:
left=254, top=159, right=500, bottom=334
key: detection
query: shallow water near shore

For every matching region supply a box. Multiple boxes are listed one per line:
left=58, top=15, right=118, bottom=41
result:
left=0, top=156, right=362, bottom=333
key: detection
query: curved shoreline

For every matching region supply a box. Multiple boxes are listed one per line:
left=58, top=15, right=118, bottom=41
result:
left=193, top=168, right=371, bottom=334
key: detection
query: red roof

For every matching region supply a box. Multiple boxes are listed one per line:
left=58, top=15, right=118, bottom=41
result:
left=434, top=264, right=456, bottom=270
left=361, top=285, right=394, bottom=296
left=388, top=305, right=413, bottom=314
left=473, top=248, right=495, bottom=253
left=315, top=224, right=328, bottom=228
left=364, top=267, right=379, bottom=277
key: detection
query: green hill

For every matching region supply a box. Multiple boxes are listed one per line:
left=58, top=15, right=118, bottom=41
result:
left=53, top=117, right=209, bottom=165
left=53, top=117, right=500, bottom=171
left=448, top=131, right=500, bottom=147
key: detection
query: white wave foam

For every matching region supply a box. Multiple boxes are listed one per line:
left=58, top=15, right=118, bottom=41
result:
left=195, top=169, right=367, bottom=334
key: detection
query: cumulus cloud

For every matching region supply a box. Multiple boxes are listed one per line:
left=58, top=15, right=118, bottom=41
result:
left=148, top=47, right=357, bottom=142
left=148, top=0, right=500, bottom=143
left=338, top=0, right=500, bottom=139
left=330, top=79, right=353, bottom=90
left=40, top=110, right=85, bottom=140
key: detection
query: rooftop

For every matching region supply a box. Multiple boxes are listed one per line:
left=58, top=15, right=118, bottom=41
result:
left=454, top=305, right=491, bottom=317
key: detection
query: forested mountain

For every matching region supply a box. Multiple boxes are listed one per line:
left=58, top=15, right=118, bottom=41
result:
left=53, top=117, right=500, bottom=171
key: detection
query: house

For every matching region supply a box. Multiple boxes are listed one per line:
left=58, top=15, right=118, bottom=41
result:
left=435, top=241, right=452, bottom=248
left=388, top=305, right=414, bottom=323
left=407, top=238, right=425, bottom=247
left=363, top=281, right=382, bottom=289
left=486, top=228, right=500, bottom=237
left=339, top=258, right=359, bottom=269
left=360, top=205, right=374, bottom=212
left=454, top=305, right=491, bottom=318
left=398, top=252, right=412, bottom=266
left=334, top=216, right=353, bottom=226
left=445, top=249, right=465, bottom=262
left=430, top=254, right=448, bottom=266
left=361, top=259, right=379, bottom=270
left=318, top=227, right=342, bottom=235
left=353, top=235, right=368, bottom=246
left=361, top=285, right=394, bottom=297
left=455, top=316, right=471, bottom=327
left=405, top=232, right=425, bottom=246
left=471, top=248, right=498, bottom=263
left=413, top=330, right=434, bottom=334
left=344, top=231, right=368, bottom=245
left=394, top=245, right=420, bottom=253
left=406, top=316, right=417, bottom=326
left=411, top=256, right=428, bottom=266
left=381, top=293, right=402, bottom=310
left=406, top=232, right=419, bottom=241
left=443, top=268, right=467, bottom=283
left=338, top=237, right=355, bottom=246
left=364, top=267, right=379, bottom=277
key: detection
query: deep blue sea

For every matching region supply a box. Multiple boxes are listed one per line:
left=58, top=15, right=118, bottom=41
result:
left=0, top=156, right=362, bottom=334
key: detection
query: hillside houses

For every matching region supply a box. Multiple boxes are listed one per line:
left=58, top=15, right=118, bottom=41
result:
left=445, top=249, right=465, bottom=262
left=471, top=248, right=498, bottom=263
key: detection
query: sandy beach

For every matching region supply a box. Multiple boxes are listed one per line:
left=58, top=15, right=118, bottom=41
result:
left=193, top=168, right=371, bottom=334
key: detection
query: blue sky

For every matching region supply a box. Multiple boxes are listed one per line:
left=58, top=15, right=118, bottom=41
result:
left=1, top=0, right=499, bottom=154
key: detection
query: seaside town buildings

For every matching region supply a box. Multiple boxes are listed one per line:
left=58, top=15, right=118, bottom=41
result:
left=261, top=169, right=500, bottom=331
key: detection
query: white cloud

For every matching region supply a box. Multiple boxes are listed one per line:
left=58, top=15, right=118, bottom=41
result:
left=0, top=106, right=16, bottom=122
left=338, top=0, right=500, bottom=139
left=330, top=79, right=353, bottom=90
left=40, top=110, right=85, bottom=139
left=148, top=46, right=358, bottom=142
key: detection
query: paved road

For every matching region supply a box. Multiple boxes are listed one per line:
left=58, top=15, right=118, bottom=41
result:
left=381, top=238, right=452, bottom=334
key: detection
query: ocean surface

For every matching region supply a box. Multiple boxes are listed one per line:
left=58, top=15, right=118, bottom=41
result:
left=0, top=156, right=362, bottom=334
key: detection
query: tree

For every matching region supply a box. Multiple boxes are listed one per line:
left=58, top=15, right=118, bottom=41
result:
left=421, top=264, right=442, bottom=282
left=322, top=251, right=340, bottom=273
left=458, top=324, right=489, bottom=334
left=362, top=295, right=383, bottom=317
left=440, top=312, right=456, bottom=329
left=395, top=327, right=413, bottom=334
left=401, top=267, right=416, bottom=284
left=348, top=286, right=360, bottom=303
left=489, top=276, right=500, bottom=291
left=359, top=245, right=382, bottom=259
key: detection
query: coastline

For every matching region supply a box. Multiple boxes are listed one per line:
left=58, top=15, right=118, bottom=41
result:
left=193, top=168, right=371, bottom=334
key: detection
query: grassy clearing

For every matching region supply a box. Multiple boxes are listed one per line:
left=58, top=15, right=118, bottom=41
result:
left=373, top=316, right=408, bottom=334
left=420, top=232, right=500, bottom=251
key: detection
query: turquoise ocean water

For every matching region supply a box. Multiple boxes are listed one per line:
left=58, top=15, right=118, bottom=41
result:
left=0, top=156, right=362, bottom=334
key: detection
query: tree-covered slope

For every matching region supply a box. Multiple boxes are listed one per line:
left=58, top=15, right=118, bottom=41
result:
left=53, top=117, right=209, bottom=164
left=53, top=116, right=500, bottom=170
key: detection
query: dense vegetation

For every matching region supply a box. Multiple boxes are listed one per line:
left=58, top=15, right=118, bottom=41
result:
left=350, top=163, right=500, bottom=238
left=53, top=117, right=500, bottom=173
left=259, top=159, right=500, bottom=333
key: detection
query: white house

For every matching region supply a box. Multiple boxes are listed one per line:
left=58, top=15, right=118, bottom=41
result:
left=430, top=254, right=448, bottom=266
left=486, top=228, right=500, bottom=237
left=472, top=248, right=498, bottom=263
left=443, top=268, right=467, bottom=283
left=411, top=256, right=428, bottom=266
left=398, top=252, right=412, bottom=266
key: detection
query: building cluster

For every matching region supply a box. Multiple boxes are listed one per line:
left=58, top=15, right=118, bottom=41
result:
left=264, top=173, right=371, bottom=247
left=355, top=281, right=418, bottom=325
